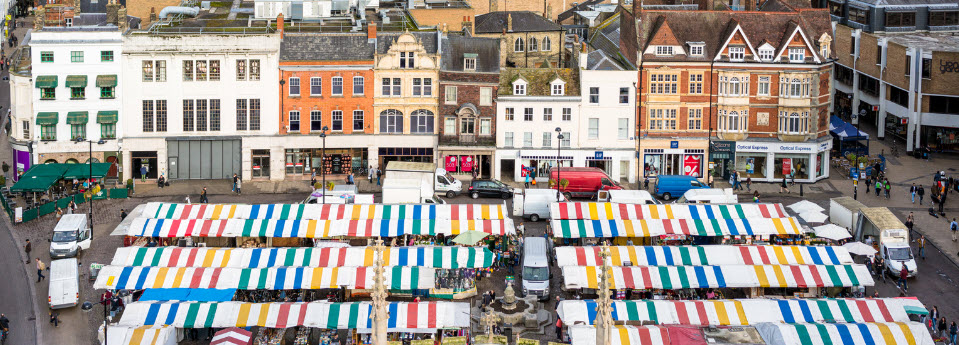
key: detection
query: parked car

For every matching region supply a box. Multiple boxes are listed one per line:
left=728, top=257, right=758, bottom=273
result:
left=653, top=175, right=707, bottom=201
left=468, top=179, right=513, bottom=199
left=549, top=167, right=623, bottom=199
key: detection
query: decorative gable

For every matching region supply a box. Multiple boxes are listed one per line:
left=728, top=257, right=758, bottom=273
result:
left=644, top=19, right=686, bottom=56
left=550, top=77, right=566, bottom=95
left=715, top=24, right=759, bottom=62
left=774, top=25, right=821, bottom=64
left=758, top=42, right=775, bottom=62
left=818, top=33, right=832, bottom=59
left=512, top=77, right=529, bottom=95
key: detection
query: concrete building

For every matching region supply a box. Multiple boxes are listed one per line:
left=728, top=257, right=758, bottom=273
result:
left=828, top=0, right=959, bottom=153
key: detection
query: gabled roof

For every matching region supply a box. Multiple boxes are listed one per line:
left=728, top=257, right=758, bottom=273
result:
left=377, top=32, right=440, bottom=54
left=588, top=12, right=635, bottom=69
left=647, top=17, right=682, bottom=47
left=281, top=33, right=375, bottom=61
left=498, top=68, right=580, bottom=96
left=474, top=11, right=564, bottom=34
left=586, top=50, right=626, bottom=70
left=773, top=20, right=821, bottom=63
left=440, top=35, right=501, bottom=73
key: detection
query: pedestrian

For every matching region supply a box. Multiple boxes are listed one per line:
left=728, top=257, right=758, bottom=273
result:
left=951, top=322, right=958, bottom=345
left=906, top=212, right=915, bottom=239
left=368, top=166, right=374, bottom=183
left=898, top=265, right=909, bottom=291
left=876, top=257, right=886, bottom=282
left=376, top=168, right=382, bottom=186
left=235, top=178, right=241, bottom=195
left=524, top=173, right=530, bottom=189
left=753, top=191, right=760, bottom=203
left=120, top=208, right=127, bottom=220
left=232, top=173, right=238, bottom=193
left=919, top=235, right=926, bottom=259
left=875, top=179, right=882, bottom=197
left=140, top=165, right=147, bottom=182
left=951, top=218, right=958, bottom=242
left=940, top=317, right=949, bottom=338
left=746, top=177, right=752, bottom=191
left=200, top=187, right=208, bottom=203
left=780, top=177, right=789, bottom=193
left=36, top=258, right=46, bottom=282
left=919, top=185, right=926, bottom=205
left=884, top=179, right=891, bottom=199
left=643, top=177, right=649, bottom=190
left=49, top=311, right=59, bottom=328
left=347, top=172, right=354, bottom=185
left=311, top=171, right=317, bottom=190
left=866, top=176, right=872, bottom=193
left=24, top=238, right=31, bottom=263
left=555, top=317, right=563, bottom=340
left=932, top=307, right=940, bottom=331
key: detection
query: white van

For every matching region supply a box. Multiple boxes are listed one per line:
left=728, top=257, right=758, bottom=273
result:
left=49, top=258, right=79, bottom=309
left=304, top=185, right=358, bottom=204
left=675, top=188, right=738, bottom=204
left=513, top=189, right=568, bottom=221
left=598, top=190, right=660, bottom=204
left=521, top=237, right=551, bottom=300
left=49, top=214, right=92, bottom=258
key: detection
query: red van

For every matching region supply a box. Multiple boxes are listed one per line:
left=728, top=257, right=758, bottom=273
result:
left=549, top=167, right=623, bottom=199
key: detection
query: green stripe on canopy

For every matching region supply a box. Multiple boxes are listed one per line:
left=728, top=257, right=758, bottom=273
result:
left=96, top=111, right=118, bottom=124
left=65, top=75, right=88, bottom=88
left=35, top=75, right=57, bottom=88
left=66, top=111, right=89, bottom=124
left=36, top=112, right=58, bottom=125
left=96, top=74, right=117, bottom=87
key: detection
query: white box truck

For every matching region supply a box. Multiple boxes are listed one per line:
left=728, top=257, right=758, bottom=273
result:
left=829, top=197, right=866, bottom=231
left=513, top=189, right=568, bottom=221
left=597, top=190, right=659, bottom=204
left=854, top=207, right=917, bottom=278
left=381, top=177, right=445, bottom=204
left=49, top=214, right=92, bottom=258
left=304, top=185, right=358, bottom=204
left=49, top=258, right=80, bottom=309
left=384, top=161, right=462, bottom=198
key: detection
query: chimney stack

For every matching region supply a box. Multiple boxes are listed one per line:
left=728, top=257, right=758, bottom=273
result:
left=106, top=0, right=120, bottom=25
left=745, top=0, right=756, bottom=11
left=368, top=22, right=377, bottom=40
left=461, top=16, right=473, bottom=35
left=507, top=13, right=513, bottom=32
left=277, top=13, right=284, bottom=38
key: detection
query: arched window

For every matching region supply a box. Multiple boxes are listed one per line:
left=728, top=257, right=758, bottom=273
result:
left=727, top=111, right=740, bottom=131
left=729, top=77, right=741, bottom=96
left=528, top=37, right=538, bottom=52
left=44, top=159, right=58, bottom=164
left=514, top=38, right=525, bottom=52
left=790, top=78, right=802, bottom=97
left=779, top=111, right=808, bottom=134
left=84, top=158, right=100, bottom=163
left=410, top=110, right=435, bottom=134
left=65, top=158, right=80, bottom=164
left=542, top=36, right=551, bottom=51
left=379, top=109, right=403, bottom=133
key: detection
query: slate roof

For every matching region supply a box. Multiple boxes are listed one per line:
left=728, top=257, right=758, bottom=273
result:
left=281, top=33, right=375, bottom=61
left=440, top=35, right=501, bottom=73
left=585, top=50, right=625, bottom=70
left=498, top=68, right=580, bottom=96
left=589, top=13, right=634, bottom=69
left=377, top=32, right=440, bottom=54
left=474, top=11, right=564, bottom=34
left=635, top=9, right=833, bottom=63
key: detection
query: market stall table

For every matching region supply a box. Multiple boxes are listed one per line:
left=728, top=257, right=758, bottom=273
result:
left=126, top=218, right=516, bottom=238
left=550, top=217, right=803, bottom=238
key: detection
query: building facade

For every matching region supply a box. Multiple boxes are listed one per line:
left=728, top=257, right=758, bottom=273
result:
left=437, top=34, right=500, bottom=179
left=577, top=48, right=639, bottom=183
left=473, top=11, right=566, bottom=68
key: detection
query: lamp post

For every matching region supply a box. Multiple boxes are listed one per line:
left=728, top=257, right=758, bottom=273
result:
left=320, top=126, right=329, bottom=204
left=76, top=137, right=105, bottom=235
left=555, top=127, right=563, bottom=202
left=82, top=295, right=112, bottom=345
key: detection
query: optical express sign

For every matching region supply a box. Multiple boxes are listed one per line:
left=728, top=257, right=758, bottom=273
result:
left=736, top=141, right=832, bottom=153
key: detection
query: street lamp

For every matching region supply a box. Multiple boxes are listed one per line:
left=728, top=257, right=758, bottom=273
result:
left=320, top=126, right=329, bottom=204
left=555, top=127, right=563, bottom=202
left=76, top=137, right=106, bottom=235
left=82, top=296, right=112, bottom=345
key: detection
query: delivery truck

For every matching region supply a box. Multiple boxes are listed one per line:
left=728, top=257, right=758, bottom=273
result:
left=829, top=197, right=866, bottom=231
left=854, top=207, right=917, bottom=278
left=513, top=189, right=569, bottom=221
left=385, top=161, right=462, bottom=198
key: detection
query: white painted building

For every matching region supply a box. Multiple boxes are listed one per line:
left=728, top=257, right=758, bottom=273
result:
left=119, top=33, right=281, bottom=181
left=577, top=50, right=638, bottom=183
left=24, top=27, right=123, bottom=172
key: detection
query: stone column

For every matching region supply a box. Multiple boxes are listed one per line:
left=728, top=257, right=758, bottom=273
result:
left=371, top=238, right=389, bottom=345
left=595, top=245, right=613, bottom=345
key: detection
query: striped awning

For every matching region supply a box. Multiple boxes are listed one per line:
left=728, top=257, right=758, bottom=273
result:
left=96, top=74, right=118, bottom=87
left=558, top=298, right=925, bottom=326
left=35, top=75, right=58, bottom=88
left=755, top=322, right=934, bottom=345
left=551, top=217, right=802, bottom=238
left=550, top=203, right=788, bottom=220
left=126, top=218, right=515, bottom=238
left=97, top=111, right=118, bottom=124
left=568, top=325, right=669, bottom=345
left=561, top=264, right=873, bottom=290
left=94, top=266, right=435, bottom=290
left=555, top=245, right=852, bottom=267
left=141, top=202, right=510, bottom=221
left=117, top=301, right=471, bottom=331
left=112, top=246, right=495, bottom=269
left=65, top=75, right=88, bottom=88
left=106, top=326, right=176, bottom=345
left=36, top=112, right=58, bottom=125
left=66, top=111, right=89, bottom=124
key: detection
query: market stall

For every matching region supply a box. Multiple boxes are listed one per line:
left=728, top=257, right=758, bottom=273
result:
left=142, top=202, right=511, bottom=221
left=561, top=264, right=873, bottom=290
left=126, top=218, right=516, bottom=238
left=568, top=325, right=669, bottom=345
left=549, top=203, right=789, bottom=221
left=105, top=325, right=178, bottom=345
left=95, top=266, right=435, bottom=290
left=555, top=246, right=853, bottom=267
left=754, top=321, right=933, bottom=345
left=550, top=217, right=802, bottom=238
left=558, top=298, right=925, bottom=326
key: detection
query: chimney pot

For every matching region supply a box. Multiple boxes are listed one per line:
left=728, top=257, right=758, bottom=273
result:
left=368, top=22, right=377, bottom=39
left=277, top=13, right=284, bottom=39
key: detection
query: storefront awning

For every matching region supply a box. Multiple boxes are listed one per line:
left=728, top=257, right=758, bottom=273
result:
left=112, top=246, right=495, bottom=269
left=141, top=202, right=511, bottom=221
left=550, top=202, right=788, bottom=221
left=62, top=163, right=112, bottom=179
left=558, top=298, right=926, bottom=326
left=126, top=218, right=516, bottom=238
left=106, top=326, right=177, bottom=345
left=66, top=111, right=89, bottom=124
left=35, top=75, right=57, bottom=88
left=117, top=301, right=472, bottom=331
left=96, top=74, right=118, bottom=87
left=550, top=217, right=802, bottom=238
left=65, top=75, right=88, bottom=88
left=561, top=264, right=873, bottom=290
left=97, top=111, right=118, bottom=124
left=36, top=112, right=59, bottom=125
left=94, top=266, right=436, bottom=290
left=555, top=245, right=852, bottom=267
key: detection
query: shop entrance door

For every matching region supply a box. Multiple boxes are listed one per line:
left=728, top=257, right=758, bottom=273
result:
left=664, top=154, right=682, bottom=175
left=587, top=160, right=608, bottom=174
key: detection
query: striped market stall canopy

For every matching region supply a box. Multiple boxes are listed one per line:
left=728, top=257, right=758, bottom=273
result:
left=94, top=266, right=434, bottom=290
left=555, top=246, right=852, bottom=267
left=143, top=202, right=509, bottom=221
left=127, top=218, right=515, bottom=238
left=117, top=301, right=471, bottom=332
left=112, top=246, right=495, bottom=269
left=106, top=326, right=177, bottom=345
left=558, top=298, right=925, bottom=326
left=561, top=264, right=873, bottom=290
left=754, top=321, right=934, bottom=345
left=551, top=217, right=802, bottom=238
left=568, top=325, right=670, bottom=345
left=550, top=203, right=788, bottom=220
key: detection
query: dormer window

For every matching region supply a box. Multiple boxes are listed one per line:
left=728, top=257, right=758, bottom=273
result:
left=400, top=52, right=415, bottom=69
left=655, top=46, right=674, bottom=56
left=550, top=79, right=566, bottom=96
left=513, top=79, right=527, bottom=95
left=464, top=54, right=477, bottom=71
left=788, top=48, right=805, bottom=63
left=759, top=47, right=774, bottom=61
left=689, top=45, right=704, bottom=56
left=729, top=47, right=745, bottom=61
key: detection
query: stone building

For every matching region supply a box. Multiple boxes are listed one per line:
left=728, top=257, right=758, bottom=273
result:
left=472, top=11, right=566, bottom=68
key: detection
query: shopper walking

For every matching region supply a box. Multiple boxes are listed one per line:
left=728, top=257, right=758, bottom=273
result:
left=200, top=187, right=209, bottom=203
left=347, top=172, right=355, bottom=185
left=911, top=183, right=917, bottom=203
left=883, top=179, right=891, bottom=199
left=780, top=177, right=790, bottom=194
left=898, top=265, right=909, bottom=292
left=235, top=178, right=241, bottom=195
left=746, top=177, right=752, bottom=191
left=951, top=322, right=957, bottom=344
left=232, top=173, right=238, bottom=193
left=524, top=173, right=531, bottom=189
left=376, top=168, right=382, bottom=186
left=49, top=312, right=59, bottom=328
left=951, top=218, right=958, bottom=241
left=753, top=191, right=760, bottom=203
left=36, top=258, right=46, bottom=282
left=875, top=179, right=882, bottom=197
left=919, top=185, right=926, bottom=205
left=918, top=235, right=926, bottom=259
left=940, top=317, right=948, bottom=338
left=906, top=212, right=915, bottom=240
left=23, top=239, right=31, bottom=263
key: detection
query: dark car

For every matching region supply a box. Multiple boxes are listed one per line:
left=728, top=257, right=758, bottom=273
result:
left=468, top=179, right=513, bottom=199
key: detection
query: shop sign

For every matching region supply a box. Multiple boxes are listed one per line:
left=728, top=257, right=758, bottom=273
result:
left=445, top=156, right=458, bottom=172
left=460, top=156, right=474, bottom=172
left=710, top=141, right=736, bottom=153
left=782, top=158, right=793, bottom=176
left=670, top=141, right=679, bottom=149
left=594, top=151, right=603, bottom=160
left=901, top=118, right=908, bottom=125
left=683, top=155, right=701, bottom=177
left=736, top=142, right=830, bottom=153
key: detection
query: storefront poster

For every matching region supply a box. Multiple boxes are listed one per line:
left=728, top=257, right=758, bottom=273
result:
left=445, top=156, right=458, bottom=172
left=460, top=156, right=474, bottom=172
left=782, top=158, right=792, bottom=176
left=683, top=155, right=701, bottom=177
left=746, top=158, right=755, bottom=174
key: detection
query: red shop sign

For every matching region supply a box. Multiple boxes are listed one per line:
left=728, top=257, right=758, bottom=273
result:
left=461, top=156, right=474, bottom=172
left=683, top=155, right=701, bottom=177
left=445, top=156, right=458, bottom=172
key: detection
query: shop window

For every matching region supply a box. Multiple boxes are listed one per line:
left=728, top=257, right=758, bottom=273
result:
left=379, top=109, right=403, bottom=133
left=736, top=154, right=767, bottom=178
left=888, top=86, right=908, bottom=107
left=775, top=155, right=809, bottom=180
left=252, top=150, right=271, bottom=178
left=930, top=11, right=959, bottom=26
left=885, top=12, right=915, bottom=27
left=410, top=110, right=434, bottom=133
left=929, top=96, right=959, bottom=114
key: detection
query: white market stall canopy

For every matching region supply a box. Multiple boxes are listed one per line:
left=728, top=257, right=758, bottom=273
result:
left=561, top=264, right=873, bottom=290
left=567, top=322, right=933, bottom=345
left=106, top=326, right=177, bottom=345
left=551, top=217, right=802, bottom=238
left=126, top=218, right=515, bottom=238
left=568, top=325, right=669, bottom=345
left=113, top=246, right=494, bottom=269
left=550, top=203, right=789, bottom=220
left=118, top=301, right=470, bottom=332
left=143, top=202, right=510, bottom=221
left=555, top=245, right=853, bottom=267
left=95, top=266, right=434, bottom=290
left=558, top=298, right=926, bottom=326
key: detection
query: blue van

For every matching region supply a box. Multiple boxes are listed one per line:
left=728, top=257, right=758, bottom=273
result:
left=653, top=175, right=707, bottom=201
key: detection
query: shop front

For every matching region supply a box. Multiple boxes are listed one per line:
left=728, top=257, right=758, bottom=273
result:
left=709, top=141, right=735, bottom=182
left=131, top=151, right=158, bottom=180
left=923, top=125, right=959, bottom=152
left=883, top=112, right=908, bottom=142
left=284, top=148, right=368, bottom=179
left=733, top=139, right=832, bottom=183
left=378, top=147, right=434, bottom=168
left=10, top=142, right=31, bottom=182
left=517, top=152, right=572, bottom=184
left=439, top=149, right=494, bottom=179
left=640, top=139, right=708, bottom=180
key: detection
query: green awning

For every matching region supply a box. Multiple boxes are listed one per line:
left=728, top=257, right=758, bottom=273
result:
left=35, top=75, right=58, bottom=88
left=66, top=111, right=89, bottom=124
left=96, top=75, right=117, bottom=87
left=97, top=111, right=118, bottom=124
left=9, top=164, right=70, bottom=192
left=36, top=112, right=59, bottom=125
left=65, top=75, right=88, bottom=88
left=62, top=163, right=112, bottom=179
